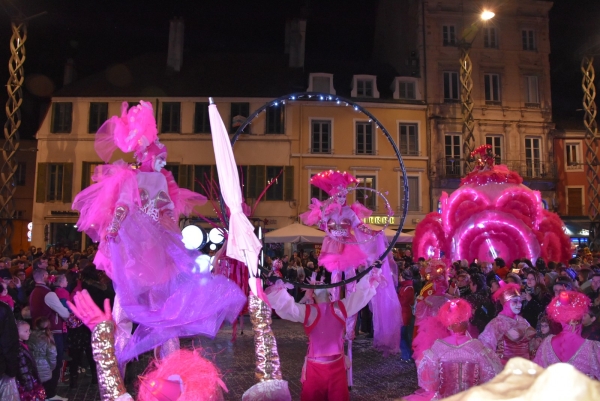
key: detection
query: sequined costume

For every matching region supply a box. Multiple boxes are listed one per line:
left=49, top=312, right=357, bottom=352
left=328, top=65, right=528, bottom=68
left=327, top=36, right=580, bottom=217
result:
left=533, top=336, right=600, bottom=379
left=478, top=314, right=535, bottom=363
left=415, top=338, right=503, bottom=400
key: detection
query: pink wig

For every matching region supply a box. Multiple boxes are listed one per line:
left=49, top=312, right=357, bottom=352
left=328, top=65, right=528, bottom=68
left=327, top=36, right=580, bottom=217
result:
left=137, top=349, right=226, bottom=401
left=94, top=101, right=158, bottom=163
left=492, top=283, right=521, bottom=304
left=310, top=170, right=358, bottom=196
left=438, top=299, right=473, bottom=327
left=547, top=291, right=590, bottom=324
left=272, top=259, right=283, bottom=270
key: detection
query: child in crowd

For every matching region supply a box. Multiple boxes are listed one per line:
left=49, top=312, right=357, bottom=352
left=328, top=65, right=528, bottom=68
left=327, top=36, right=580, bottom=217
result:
left=530, top=316, right=551, bottom=358
left=0, top=280, right=15, bottom=310
left=15, top=320, right=46, bottom=401
left=28, top=317, right=57, bottom=393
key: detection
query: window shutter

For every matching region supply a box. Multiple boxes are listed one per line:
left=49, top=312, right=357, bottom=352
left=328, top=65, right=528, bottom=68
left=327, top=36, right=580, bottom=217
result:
left=284, top=166, right=294, bottom=201
left=35, top=163, right=47, bottom=203
left=179, top=165, right=194, bottom=190
left=62, top=163, right=74, bottom=202
left=81, top=162, right=91, bottom=190
left=247, top=165, right=266, bottom=199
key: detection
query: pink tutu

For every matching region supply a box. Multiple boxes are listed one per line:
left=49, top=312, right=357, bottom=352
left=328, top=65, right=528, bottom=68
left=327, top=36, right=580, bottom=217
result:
left=318, top=237, right=368, bottom=272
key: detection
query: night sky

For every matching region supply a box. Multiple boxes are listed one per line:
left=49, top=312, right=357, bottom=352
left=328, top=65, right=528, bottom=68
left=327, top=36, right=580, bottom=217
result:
left=0, top=0, right=596, bottom=138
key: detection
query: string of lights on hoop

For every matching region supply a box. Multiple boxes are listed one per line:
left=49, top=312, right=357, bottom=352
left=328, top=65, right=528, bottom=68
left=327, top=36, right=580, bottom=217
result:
left=230, top=92, right=409, bottom=289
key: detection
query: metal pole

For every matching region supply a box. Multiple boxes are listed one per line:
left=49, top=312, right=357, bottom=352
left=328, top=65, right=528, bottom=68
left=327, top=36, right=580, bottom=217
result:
left=581, top=56, right=600, bottom=250
left=0, top=21, right=26, bottom=256
left=460, top=45, right=475, bottom=174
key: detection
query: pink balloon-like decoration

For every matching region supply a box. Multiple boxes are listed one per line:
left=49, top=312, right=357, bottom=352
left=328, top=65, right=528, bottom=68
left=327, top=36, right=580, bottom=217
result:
left=413, top=163, right=571, bottom=264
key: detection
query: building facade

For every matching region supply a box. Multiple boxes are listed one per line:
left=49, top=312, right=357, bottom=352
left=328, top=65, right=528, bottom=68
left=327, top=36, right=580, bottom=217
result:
left=31, top=54, right=428, bottom=249
left=375, top=0, right=555, bottom=211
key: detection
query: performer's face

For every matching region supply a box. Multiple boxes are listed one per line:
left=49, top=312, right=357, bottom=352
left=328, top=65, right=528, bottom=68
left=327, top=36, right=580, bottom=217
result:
left=335, top=193, right=346, bottom=205
left=153, top=154, right=167, bottom=172
left=509, top=297, right=522, bottom=315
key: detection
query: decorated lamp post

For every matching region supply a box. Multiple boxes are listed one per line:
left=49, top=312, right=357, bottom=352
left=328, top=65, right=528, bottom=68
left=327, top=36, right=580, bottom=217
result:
left=459, top=10, right=495, bottom=174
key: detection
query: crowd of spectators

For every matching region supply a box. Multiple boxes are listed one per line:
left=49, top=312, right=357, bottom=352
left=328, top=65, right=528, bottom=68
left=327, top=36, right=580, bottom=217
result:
left=0, top=244, right=114, bottom=401
left=392, top=247, right=600, bottom=364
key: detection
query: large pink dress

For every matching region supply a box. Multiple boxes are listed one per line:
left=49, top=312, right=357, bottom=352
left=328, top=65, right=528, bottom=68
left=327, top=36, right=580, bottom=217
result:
left=73, top=161, right=246, bottom=363
left=413, top=338, right=503, bottom=400
left=478, top=314, right=536, bottom=364
left=533, top=336, right=600, bottom=380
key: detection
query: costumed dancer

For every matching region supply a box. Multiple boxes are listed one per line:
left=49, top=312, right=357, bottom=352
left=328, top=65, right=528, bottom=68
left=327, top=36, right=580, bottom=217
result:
left=479, top=283, right=536, bottom=364
left=266, top=270, right=380, bottom=401
left=67, top=290, right=227, bottom=401
left=206, top=100, right=291, bottom=401
left=301, top=170, right=400, bottom=355
left=407, top=299, right=502, bottom=401
left=72, top=101, right=246, bottom=364
left=533, top=291, right=600, bottom=379
left=412, top=261, right=452, bottom=363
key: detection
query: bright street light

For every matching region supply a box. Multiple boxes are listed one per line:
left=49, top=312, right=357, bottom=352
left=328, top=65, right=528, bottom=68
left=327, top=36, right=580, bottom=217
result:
left=481, top=10, right=495, bottom=21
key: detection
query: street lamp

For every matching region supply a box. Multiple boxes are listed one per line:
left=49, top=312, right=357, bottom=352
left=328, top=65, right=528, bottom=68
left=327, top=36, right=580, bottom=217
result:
left=460, top=10, right=495, bottom=174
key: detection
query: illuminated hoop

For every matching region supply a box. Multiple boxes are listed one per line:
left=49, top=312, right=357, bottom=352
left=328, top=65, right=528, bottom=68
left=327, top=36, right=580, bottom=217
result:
left=230, top=92, right=409, bottom=289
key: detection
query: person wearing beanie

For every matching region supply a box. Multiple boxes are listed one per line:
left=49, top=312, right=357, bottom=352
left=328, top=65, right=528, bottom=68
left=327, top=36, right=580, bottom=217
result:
left=406, top=299, right=502, bottom=401
left=533, top=291, right=600, bottom=379
left=479, top=283, right=536, bottom=364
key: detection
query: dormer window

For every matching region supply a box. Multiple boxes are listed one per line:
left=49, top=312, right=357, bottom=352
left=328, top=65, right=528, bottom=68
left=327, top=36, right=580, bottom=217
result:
left=392, top=77, right=421, bottom=100
left=307, top=73, right=336, bottom=94
left=351, top=75, right=379, bottom=98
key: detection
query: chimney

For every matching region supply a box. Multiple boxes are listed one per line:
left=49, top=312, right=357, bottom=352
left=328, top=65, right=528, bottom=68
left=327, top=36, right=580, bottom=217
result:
left=285, top=19, right=306, bottom=68
left=167, top=17, right=184, bottom=72
left=63, top=58, right=75, bottom=86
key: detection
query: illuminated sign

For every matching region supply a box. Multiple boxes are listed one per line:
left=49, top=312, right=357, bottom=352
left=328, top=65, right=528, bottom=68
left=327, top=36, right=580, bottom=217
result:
left=362, top=216, right=395, bottom=225
left=27, top=222, right=32, bottom=242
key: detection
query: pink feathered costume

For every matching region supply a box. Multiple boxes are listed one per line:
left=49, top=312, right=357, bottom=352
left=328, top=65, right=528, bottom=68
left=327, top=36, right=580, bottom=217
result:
left=72, top=101, right=245, bottom=363
left=409, top=300, right=502, bottom=401
left=533, top=291, right=600, bottom=379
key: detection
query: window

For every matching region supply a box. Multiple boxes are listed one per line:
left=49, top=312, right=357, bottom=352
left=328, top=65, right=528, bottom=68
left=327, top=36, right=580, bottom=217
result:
left=247, top=165, right=294, bottom=201
left=485, top=136, right=503, bottom=165
left=565, top=142, right=582, bottom=170
left=356, top=79, right=374, bottom=97
left=567, top=187, right=584, bottom=216
left=51, top=102, right=73, bottom=133
left=445, top=134, right=461, bottom=175
left=356, top=176, right=376, bottom=210
left=483, top=27, right=498, bottom=48
left=311, top=120, right=331, bottom=154
left=194, top=165, right=214, bottom=196
left=81, top=162, right=103, bottom=190
left=15, top=162, right=26, bottom=186
left=399, top=123, right=419, bottom=156
left=525, top=137, right=542, bottom=177
left=194, top=102, right=211, bottom=133
left=160, top=102, right=181, bottom=133
left=442, top=25, right=456, bottom=46
left=231, top=102, right=250, bottom=133
left=266, top=166, right=284, bottom=200
left=400, top=176, right=420, bottom=212
left=88, top=102, right=108, bottom=133
left=356, top=121, right=374, bottom=155
left=311, top=174, right=329, bottom=201
left=484, top=73, right=501, bottom=104
left=36, top=163, right=74, bottom=203
left=522, top=30, right=536, bottom=51
left=266, top=103, right=285, bottom=134
left=443, top=71, right=459, bottom=102
left=524, top=75, right=540, bottom=106
left=398, top=81, right=416, bottom=100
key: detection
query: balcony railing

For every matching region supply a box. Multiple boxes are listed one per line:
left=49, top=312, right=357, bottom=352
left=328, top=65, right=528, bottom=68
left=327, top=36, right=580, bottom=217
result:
left=434, top=158, right=557, bottom=180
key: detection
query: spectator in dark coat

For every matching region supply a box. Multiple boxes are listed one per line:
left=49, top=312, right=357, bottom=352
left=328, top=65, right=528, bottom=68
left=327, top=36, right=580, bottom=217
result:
left=398, top=269, right=415, bottom=362
left=0, top=299, right=19, bottom=400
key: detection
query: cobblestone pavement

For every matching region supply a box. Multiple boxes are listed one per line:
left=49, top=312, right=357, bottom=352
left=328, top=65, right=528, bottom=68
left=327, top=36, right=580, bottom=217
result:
left=57, top=316, right=418, bottom=400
